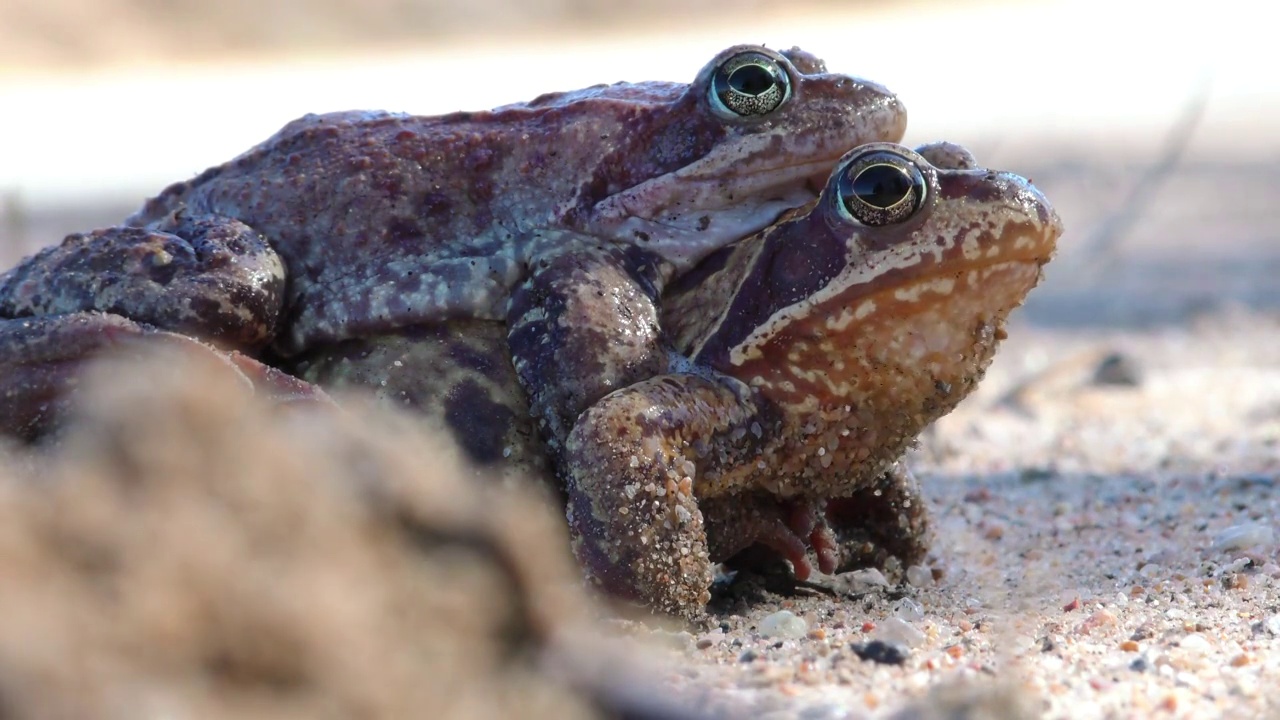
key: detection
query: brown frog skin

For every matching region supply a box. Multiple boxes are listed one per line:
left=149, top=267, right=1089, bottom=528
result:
left=0, top=44, right=906, bottom=444
left=560, top=141, right=1063, bottom=617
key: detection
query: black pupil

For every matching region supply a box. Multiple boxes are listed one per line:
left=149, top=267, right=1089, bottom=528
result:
left=851, top=164, right=913, bottom=209
left=729, top=63, right=776, bottom=96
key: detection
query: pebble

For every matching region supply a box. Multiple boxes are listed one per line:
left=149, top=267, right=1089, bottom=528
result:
left=1263, top=615, right=1280, bottom=636
left=758, top=610, right=808, bottom=639
left=1091, top=351, right=1143, bottom=386
left=906, top=565, right=934, bottom=588
left=796, top=703, right=854, bottom=720
left=851, top=640, right=909, bottom=665
left=1212, top=523, right=1274, bottom=551
left=891, top=597, right=925, bottom=622
left=873, top=617, right=926, bottom=648
left=837, top=568, right=890, bottom=593
left=1180, top=633, right=1211, bottom=652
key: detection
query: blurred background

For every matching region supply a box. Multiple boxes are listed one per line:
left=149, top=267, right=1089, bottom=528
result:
left=0, top=0, right=1276, bottom=328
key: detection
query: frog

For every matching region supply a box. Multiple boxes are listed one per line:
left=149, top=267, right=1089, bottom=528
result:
left=291, top=141, right=1064, bottom=618
left=556, top=141, right=1063, bottom=616
left=0, top=44, right=906, bottom=445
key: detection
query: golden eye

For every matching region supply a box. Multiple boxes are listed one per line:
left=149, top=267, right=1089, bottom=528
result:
left=835, top=149, right=927, bottom=226
left=710, top=51, right=791, bottom=118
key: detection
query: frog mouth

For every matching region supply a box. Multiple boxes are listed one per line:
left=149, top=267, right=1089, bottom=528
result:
left=731, top=257, right=1051, bottom=402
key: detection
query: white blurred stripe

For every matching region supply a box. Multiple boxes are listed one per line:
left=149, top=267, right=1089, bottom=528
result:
left=0, top=0, right=1273, bottom=206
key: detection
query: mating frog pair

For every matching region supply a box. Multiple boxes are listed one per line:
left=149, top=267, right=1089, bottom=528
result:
left=0, top=46, right=1062, bottom=619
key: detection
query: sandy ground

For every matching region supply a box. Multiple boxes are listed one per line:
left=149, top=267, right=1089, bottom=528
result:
left=639, top=312, right=1280, bottom=718
left=0, top=2, right=1278, bottom=718
left=2, top=156, right=1276, bottom=719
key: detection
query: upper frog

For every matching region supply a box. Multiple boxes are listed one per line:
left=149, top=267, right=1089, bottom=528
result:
left=0, top=44, right=906, bottom=447
left=111, top=45, right=903, bottom=355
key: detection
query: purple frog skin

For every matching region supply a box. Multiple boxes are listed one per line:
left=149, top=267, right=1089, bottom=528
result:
left=0, top=45, right=905, bottom=453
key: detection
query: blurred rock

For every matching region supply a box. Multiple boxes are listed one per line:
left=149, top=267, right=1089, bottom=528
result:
left=0, top=345, right=713, bottom=719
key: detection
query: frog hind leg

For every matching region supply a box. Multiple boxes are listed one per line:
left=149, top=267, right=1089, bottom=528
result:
left=0, top=210, right=288, bottom=350
left=825, top=463, right=932, bottom=574
left=0, top=211, right=309, bottom=440
left=0, top=313, right=331, bottom=441
left=293, top=321, right=550, bottom=486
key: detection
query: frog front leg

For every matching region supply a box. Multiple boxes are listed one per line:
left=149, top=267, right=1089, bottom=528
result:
left=560, top=373, right=757, bottom=618
left=506, top=246, right=669, bottom=460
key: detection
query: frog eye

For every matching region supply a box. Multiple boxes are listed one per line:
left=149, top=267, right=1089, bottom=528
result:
left=835, top=149, right=928, bottom=226
left=710, top=51, right=792, bottom=118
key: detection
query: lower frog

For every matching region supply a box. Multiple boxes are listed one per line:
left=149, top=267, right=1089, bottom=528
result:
left=300, top=141, right=1063, bottom=617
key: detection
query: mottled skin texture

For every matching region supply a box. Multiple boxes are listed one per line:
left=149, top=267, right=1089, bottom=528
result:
left=302, top=142, right=1063, bottom=619
left=0, top=45, right=906, bottom=450
left=562, top=143, right=1062, bottom=615
left=0, top=50, right=1064, bottom=621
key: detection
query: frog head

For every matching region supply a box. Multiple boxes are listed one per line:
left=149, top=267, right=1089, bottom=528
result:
left=665, top=142, right=1063, bottom=491
left=562, top=45, right=907, bottom=271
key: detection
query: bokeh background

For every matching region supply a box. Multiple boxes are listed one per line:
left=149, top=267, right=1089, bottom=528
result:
left=1, top=0, right=1277, bottom=328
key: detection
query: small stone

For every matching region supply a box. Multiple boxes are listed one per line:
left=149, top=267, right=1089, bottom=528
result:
left=1120, top=640, right=1140, bottom=652
left=837, top=568, right=890, bottom=593
left=739, top=649, right=758, bottom=663
left=1229, top=653, right=1252, bottom=667
left=1179, top=633, right=1211, bottom=652
left=1130, top=656, right=1149, bottom=672
left=906, top=565, right=934, bottom=588
left=873, top=617, right=926, bottom=648
left=891, top=597, right=924, bottom=621
left=759, top=610, right=808, bottom=639
left=1138, top=563, right=1162, bottom=579
left=1262, top=614, right=1280, bottom=636
left=1079, top=608, right=1118, bottom=633
left=695, top=637, right=714, bottom=650
left=851, top=640, right=909, bottom=665
left=1092, top=351, right=1142, bottom=386
left=1212, top=523, right=1274, bottom=551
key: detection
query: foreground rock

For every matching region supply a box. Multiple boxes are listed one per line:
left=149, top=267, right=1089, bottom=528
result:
left=0, top=346, right=708, bottom=719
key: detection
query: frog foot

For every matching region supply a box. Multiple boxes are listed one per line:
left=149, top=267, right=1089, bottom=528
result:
left=825, top=464, right=932, bottom=574
left=702, top=495, right=841, bottom=580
